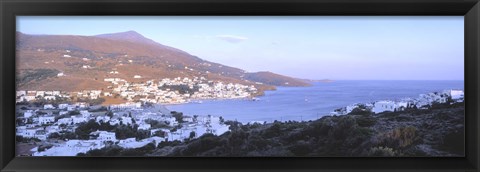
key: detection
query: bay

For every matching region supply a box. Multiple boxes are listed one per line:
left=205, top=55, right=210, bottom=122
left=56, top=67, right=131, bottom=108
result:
left=165, top=80, right=464, bottom=123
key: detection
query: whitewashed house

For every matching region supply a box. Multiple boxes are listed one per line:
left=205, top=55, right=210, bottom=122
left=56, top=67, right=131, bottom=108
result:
left=71, top=116, right=87, bottom=124
left=23, top=95, right=36, bottom=102
left=24, top=110, right=34, bottom=118
left=57, top=118, right=73, bottom=125
left=43, top=104, right=55, bottom=110
left=138, top=123, right=151, bottom=130
left=58, top=104, right=68, bottom=109
left=59, top=111, right=68, bottom=116
left=36, top=91, right=45, bottom=97
left=121, top=117, right=133, bottom=125
left=67, top=105, right=77, bottom=111
left=16, top=90, right=26, bottom=97
left=90, top=131, right=117, bottom=141
left=109, top=119, right=120, bottom=126
left=449, top=90, right=464, bottom=100
left=372, top=101, right=397, bottom=114
left=96, top=116, right=111, bottom=123
left=44, top=96, right=56, bottom=100
left=39, top=116, right=55, bottom=125
left=80, top=110, right=91, bottom=118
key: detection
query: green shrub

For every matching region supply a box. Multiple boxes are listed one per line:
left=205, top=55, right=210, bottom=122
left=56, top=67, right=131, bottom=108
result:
left=367, top=146, right=396, bottom=156
left=356, top=116, right=377, bottom=127
left=289, top=140, right=312, bottom=156
left=377, top=126, right=418, bottom=149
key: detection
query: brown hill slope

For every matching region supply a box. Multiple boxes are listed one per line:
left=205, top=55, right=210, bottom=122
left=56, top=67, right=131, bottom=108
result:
left=16, top=31, right=309, bottom=92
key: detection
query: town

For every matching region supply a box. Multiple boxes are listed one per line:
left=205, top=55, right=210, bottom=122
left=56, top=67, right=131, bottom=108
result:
left=17, top=76, right=259, bottom=105
left=15, top=76, right=259, bottom=156
left=16, top=101, right=230, bottom=156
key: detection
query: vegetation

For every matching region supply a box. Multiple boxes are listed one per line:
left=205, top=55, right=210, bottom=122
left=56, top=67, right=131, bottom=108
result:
left=76, top=97, right=106, bottom=106
left=16, top=68, right=59, bottom=87
left=79, top=101, right=464, bottom=157
left=171, top=111, right=184, bottom=123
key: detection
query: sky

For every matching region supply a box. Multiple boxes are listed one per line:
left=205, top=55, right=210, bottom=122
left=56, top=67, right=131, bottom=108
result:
left=17, top=16, right=464, bottom=80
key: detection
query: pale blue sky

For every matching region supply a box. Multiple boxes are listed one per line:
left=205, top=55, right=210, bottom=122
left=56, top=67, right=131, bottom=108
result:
left=17, top=16, right=464, bottom=80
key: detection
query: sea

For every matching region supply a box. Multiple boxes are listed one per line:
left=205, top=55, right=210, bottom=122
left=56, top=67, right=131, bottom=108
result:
left=165, top=80, right=464, bottom=123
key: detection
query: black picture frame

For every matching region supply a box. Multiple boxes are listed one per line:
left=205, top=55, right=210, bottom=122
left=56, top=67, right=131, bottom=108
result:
left=1, top=0, right=479, bottom=171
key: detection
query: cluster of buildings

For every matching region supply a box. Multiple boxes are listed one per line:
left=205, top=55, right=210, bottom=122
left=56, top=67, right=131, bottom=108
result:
left=336, top=89, right=464, bottom=115
left=17, top=74, right=259, bottom=106
left=103, top=76, right=258, bottom=104
left=16, top=102, right=231, bottom=156
left=16, top=90, right=69, bottom=103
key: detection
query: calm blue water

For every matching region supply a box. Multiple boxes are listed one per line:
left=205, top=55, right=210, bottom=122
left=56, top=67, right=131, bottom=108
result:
left=165, top=80, right=464, bottom=123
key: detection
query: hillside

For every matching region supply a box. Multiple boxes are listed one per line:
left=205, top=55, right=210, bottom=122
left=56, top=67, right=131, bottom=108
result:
left=16, top=31, right=308, bottom=93
left=80, top=102, right=464, bottom=157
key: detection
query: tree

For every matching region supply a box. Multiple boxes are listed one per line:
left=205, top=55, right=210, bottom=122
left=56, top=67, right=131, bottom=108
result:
left=219, top=116, right=225, bottom=123
left=171, top=111, right=184, bottom=123
left=189, top=131, right=196, bottom=139
left=136, top=129, right=150, bottom=140
left=75, top=119, right=101, bottom=139
left=106, top=111, right=114, bottom=118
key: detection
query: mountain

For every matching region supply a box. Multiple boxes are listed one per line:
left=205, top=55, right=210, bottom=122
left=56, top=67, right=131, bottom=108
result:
left=16, top=31, right=310, bottom=93
left=95, top=31, right=159, bottom=45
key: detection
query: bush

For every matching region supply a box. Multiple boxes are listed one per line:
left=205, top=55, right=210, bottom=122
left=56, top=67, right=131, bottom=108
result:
left=171, top=111, right=184, bottom=123
left=377, top=126, right=418, bottom=149
left=37, top=145, right=53, bottom=152
left=181, top=134, right=223, bottom=156
left=289, top=140, right=312, bottom=156
left=367, top=146, right=396, bottom=156
left=355, top=116, right=377, bottom=127
left=329, top=116, right=357, bottom=140
left=262, top=123, right=282, bottom=138
left=349, top=107, right=373, bottom=116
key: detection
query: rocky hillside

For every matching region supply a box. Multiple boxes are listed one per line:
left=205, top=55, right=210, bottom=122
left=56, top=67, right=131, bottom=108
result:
left=16, top=31, right=309, bottom=92
left=80, top=102, right=464, bottom=157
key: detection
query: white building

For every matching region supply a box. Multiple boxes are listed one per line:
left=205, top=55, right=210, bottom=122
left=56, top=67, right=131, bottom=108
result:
left=16, top=90, right=26, bottom=97
left=33, top=140, right=105, bottom=156
left=44, top=96, right=56, bottom=100
left=24, top=110, right=34, bottom=118
left=121, top=117, right=133, bottom=125
left=372, top=101, right=397, bottom=114
left=80, top=110, right=91, bottom=118
left=39, top=116, right=55, bottom=125
left=71, top=116, right=87, bottom=124
left=57, top=118, right=73, bottom=125
left=96, top=116, right=111, bottom=123
left=58, top=104, right=68, bottom=109
left=138, top=123, right=151, bottom=130
left=43, top=104, right=55, bottom=110
left=67, top=105, right=77, bottom=111
left=449, top=90, right=464, bottom=100
left=90, top=131, right=117, bottom=141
